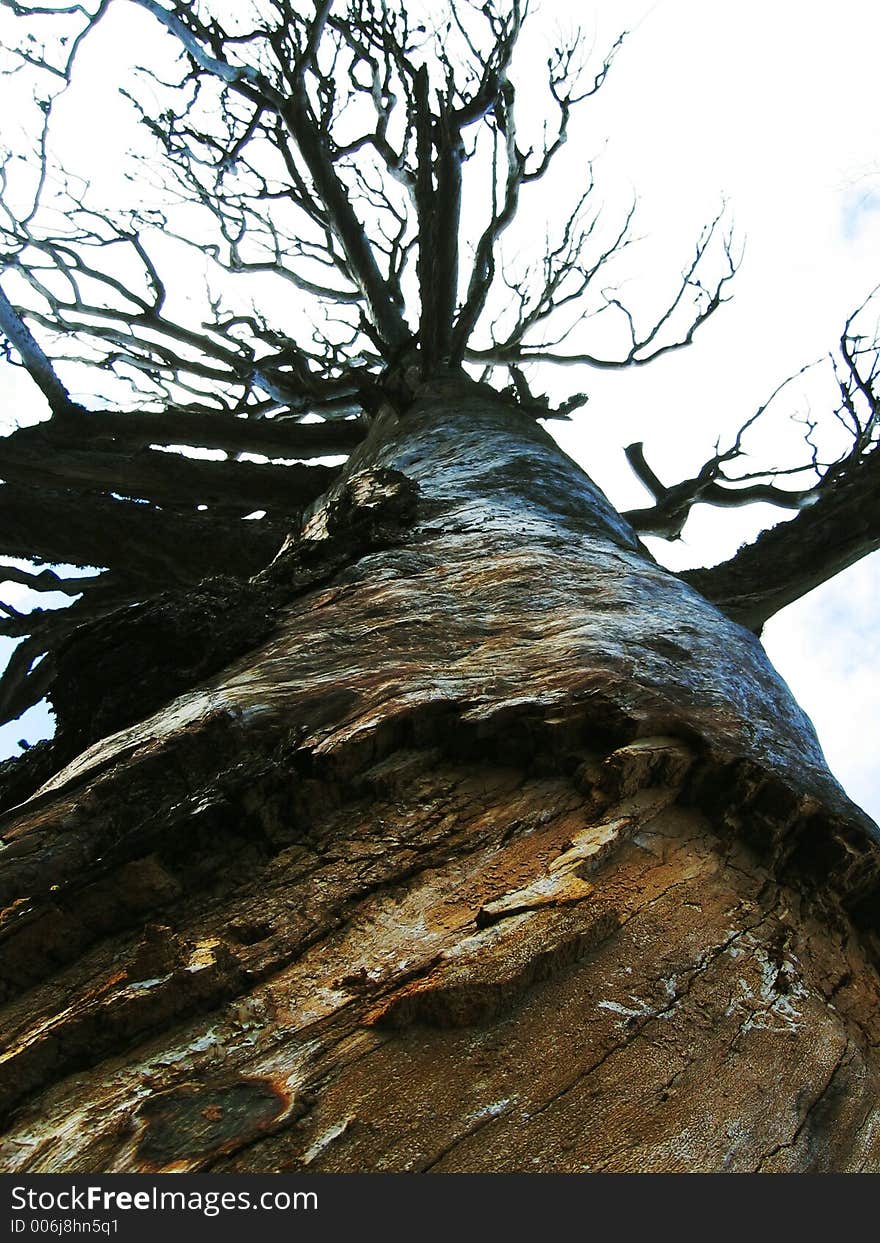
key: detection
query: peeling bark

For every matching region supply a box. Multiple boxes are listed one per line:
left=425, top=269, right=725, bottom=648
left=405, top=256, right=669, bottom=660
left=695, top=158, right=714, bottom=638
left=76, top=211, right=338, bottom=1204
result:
left=0, top=378, right=879, bottom=1174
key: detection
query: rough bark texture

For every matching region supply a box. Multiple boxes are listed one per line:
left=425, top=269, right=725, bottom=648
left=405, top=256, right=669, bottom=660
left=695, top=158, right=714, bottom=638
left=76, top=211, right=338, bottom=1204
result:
left=1, top=378, right=879, bottom=1173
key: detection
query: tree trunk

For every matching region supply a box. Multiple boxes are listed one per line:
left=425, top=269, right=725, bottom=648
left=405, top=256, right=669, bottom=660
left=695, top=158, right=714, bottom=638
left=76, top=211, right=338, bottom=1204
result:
left=2, top=376, right=880, bottom=1174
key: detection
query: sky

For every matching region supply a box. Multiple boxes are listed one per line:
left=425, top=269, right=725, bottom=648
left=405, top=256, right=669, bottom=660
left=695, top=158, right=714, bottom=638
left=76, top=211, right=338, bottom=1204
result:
left=548, top=0, right=880, bottom=820
left=0, top=0, right=878, bottom=818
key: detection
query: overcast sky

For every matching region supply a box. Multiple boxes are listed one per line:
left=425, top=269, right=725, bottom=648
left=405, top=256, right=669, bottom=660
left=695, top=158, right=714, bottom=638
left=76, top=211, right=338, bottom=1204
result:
left=0, top=0, right=878, bottom=819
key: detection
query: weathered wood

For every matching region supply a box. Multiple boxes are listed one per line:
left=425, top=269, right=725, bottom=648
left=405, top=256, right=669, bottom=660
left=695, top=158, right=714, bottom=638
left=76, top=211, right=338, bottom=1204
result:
left=0, top=380, right=878, bottom=1174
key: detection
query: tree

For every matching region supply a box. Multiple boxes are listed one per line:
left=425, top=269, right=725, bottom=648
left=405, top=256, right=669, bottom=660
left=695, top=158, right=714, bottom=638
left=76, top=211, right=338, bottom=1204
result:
left=0, top=0, right=879, bottom=1174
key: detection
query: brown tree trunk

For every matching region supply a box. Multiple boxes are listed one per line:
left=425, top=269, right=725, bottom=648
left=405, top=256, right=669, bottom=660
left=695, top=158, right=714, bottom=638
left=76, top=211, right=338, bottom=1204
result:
left=1, top=376, right=879, bottom=1173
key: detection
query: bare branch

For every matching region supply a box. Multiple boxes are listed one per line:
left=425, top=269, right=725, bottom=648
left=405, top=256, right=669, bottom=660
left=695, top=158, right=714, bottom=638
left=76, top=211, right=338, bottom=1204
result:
left=0, top=280, right=83, bottom=415
left=467, top=210, right=738, bottom=371
left=624, top=290, right=880, bottom=543
left=622, top=368, right=819, bottom=539
left=123, top=0, right=411, bottom=352
left=0, top=636, right=54, bottom=728
left=683, top=445, right=880, bottom=633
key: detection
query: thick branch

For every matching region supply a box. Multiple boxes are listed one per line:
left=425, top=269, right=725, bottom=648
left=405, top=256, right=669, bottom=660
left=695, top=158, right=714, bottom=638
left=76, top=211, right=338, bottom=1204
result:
left=0, top=482, right=288, bottom=586
left=451, top=81, right=523, bottom=360
left=26, top=406, right=368, bottom=460
left=414, top=70, right=462, bottom=368
left=683, top=449, right=880, bottom=632
left=623, top=439, right=811, bottom=540
left=0, top=282, right=83, bottom=416
left=0, top=423, right=340, bottom=513
left=0, top=563, right=103, bottom=594
left=0, top=636, right=55, bottom=729
left=281, top=93, right=411, bottom=352
left=126, top=0, right=410, bottom=354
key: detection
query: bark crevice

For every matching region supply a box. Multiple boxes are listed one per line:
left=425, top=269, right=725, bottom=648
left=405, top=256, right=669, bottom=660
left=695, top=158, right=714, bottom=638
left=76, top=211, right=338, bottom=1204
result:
left=1, top=383, right=878, bottom=1173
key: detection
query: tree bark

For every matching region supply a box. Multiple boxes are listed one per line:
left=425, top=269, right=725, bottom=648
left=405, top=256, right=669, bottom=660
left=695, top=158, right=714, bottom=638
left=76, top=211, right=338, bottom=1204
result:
left=1, top=377, right=880, bottom=1174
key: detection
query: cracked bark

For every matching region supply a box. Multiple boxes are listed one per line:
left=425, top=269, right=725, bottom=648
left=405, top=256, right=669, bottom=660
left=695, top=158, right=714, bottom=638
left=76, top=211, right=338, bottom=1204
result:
left=1, top=377, right=880, bottom=1173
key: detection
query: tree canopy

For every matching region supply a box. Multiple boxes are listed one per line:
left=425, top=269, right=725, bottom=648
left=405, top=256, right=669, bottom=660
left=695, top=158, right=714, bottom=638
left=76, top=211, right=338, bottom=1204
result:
left=0, top=0, right=878, bottom=744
